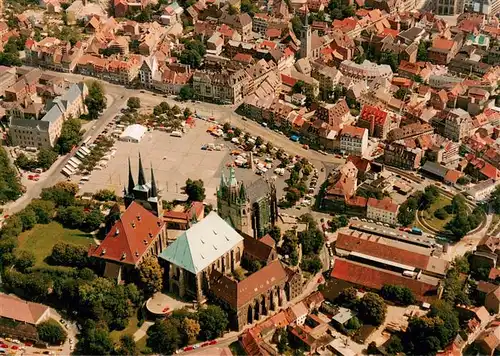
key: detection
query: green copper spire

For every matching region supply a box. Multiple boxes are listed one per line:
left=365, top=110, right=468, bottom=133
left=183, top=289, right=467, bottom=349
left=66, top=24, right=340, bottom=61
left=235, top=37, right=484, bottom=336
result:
left=229, top=166, right=238, bottom=187
left=150, top=163, right=157, bottom=197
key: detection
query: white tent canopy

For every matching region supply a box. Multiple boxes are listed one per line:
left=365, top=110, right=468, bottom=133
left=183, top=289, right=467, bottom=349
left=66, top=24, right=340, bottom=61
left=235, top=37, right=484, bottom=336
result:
left=120, top=124, right=147, bottom=143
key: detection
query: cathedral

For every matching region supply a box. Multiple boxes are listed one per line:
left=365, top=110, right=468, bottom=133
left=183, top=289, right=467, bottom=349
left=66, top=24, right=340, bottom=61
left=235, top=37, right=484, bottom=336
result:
left=217, top=167, right=278, bottom=238
left=124, top=153, right=162, bottom=217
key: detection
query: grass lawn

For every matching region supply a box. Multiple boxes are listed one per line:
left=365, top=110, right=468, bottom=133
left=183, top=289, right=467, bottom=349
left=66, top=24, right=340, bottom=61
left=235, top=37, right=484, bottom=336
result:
left=421, top=196, right=453, bottom=231
left=17, top=222, right=92, bottom=267
left=110, top=315, right=141, bottom=343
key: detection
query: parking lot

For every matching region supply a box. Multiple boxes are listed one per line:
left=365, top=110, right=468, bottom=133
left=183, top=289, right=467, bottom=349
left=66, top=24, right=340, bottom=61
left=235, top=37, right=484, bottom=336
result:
left=75, top=119, right=297, bottom=206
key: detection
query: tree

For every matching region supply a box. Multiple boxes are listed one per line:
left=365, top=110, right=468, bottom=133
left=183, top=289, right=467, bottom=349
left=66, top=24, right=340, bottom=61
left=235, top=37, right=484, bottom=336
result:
left=241, top=0, right=258, bottom=15
left=183, top=318, right=200, bottom=344
left=417, top=41, right=430, bottom=62
left=276, top=327, right=289, bottom=353
left=76, top=323, right=114, bottom=355
left=255, top=136, right=264, bottom=146
left=394, top=88, right=411, bottom=101
left=36, top=148, right=58, bottom=170
left=380, top=284, right=416, bottom=306
left=179, top=85, right=194, bottom=101
left=15, top=153, right=35, bottom=171
left=198, top=305, right=228, bottom=340
left=268, top=225, right=281, bottom=243
left=386, top=335, right=403, bottom=355
left=18, top=208, right=37, bottom=231
left=185, top=178, right=206, bottom=202
left=28, top=199, right=55, bottom=224
left=138, top=256, right=164, bottom=296
left=85, top=80, right=107, bottom=120
left=57, top=206, right=85, bottom=229
left=358, top=293, right=387, bottom=326
left=147, top=319, right=181, bottom=355
left=0, top=147, right=22, bottom=204
left=179, top=49, right=202, bottom=68
left=50, top=242, right=89, bottom=267
left=345, top=316, right=361, bottom=331
left=93, top=189, right=117, bottom=201
left=336, top=287, right=359, bottom=309
left=82, top=209, right=104, bottom=232
left=380, top=51, right=399, bottom=71
left=434, top=208, right=448, bottom=220
left=54, top=118, right=82, bottom=154
left=15, top=250, right=35, bottom=272
left=37, top=319, right=67, bottom=344
left=117, top=334, right=138, bottom=356
left=127, top=97, right=141, bottom=111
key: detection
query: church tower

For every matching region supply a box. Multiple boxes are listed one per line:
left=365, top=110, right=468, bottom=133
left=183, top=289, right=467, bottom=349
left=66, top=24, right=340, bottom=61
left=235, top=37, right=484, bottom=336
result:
left=299, top=7, right=312, bottom=59
left=217, top=167, right=252, bottom=236
left=124, top=154, right=163, bottom=217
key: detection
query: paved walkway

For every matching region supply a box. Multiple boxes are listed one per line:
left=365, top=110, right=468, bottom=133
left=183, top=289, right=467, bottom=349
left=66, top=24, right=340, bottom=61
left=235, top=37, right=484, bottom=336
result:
left=133, top=321, right=154, bottom=342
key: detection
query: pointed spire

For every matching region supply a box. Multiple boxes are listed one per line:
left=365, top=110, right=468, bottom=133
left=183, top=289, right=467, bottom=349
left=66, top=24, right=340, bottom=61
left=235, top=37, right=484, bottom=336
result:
left=239, top=183, right=246, bottom=200
left=304, top=6, right=308, bottom=27
left=229, top=166, right=238, bottom=187
left=127, top=157, right=135, bottom=194
left=123, top=185, right=127, bottom=196
left=220, top=170, right=227, bottom=188
left=138, top=152, right=146, bottom=186
left=150, top=163, right=157, bottom=197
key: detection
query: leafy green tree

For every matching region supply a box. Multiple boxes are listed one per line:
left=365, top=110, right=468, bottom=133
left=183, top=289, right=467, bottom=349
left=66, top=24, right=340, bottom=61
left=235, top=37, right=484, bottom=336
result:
left=93, top=189, right=116, bottom=201
left=434, top=208, right=448, bottom=220
left=380, top=51, right=399, bottom=71
left=180, top=49, right=202, bottom=68
left=380, top=284, right=416, bottom=306
left=50, top=242, right=89, bottom=267
left=0, top=146, right=23, bottom=203
left=358, top=293, right=387, bottom=326
left=127, top=97, right=141, bottom=111
left=17, top=207, right=37, bottom=231
left=15, top=153, right=35, bottom=171
left=54, top=118, right=82, bottom=154
left=198, top=305, right=228, bottom=340
left=76, top=322, right=114, bottom=355
left=37, top=319, right=67, bottom=344
left=138, top=256, right=163, bottom=296
left=179, top=86, right=194, bottom=101
left=183, top=318, right=200, bottom=344
left=82, top=209, right=104, bottom=232
left=185, top=178, right=206, bottom=201
left=147, top=319, right=181, bottom=355
left=117, top=334, right=138, bottom=356
left=36, top=148, right=58, bottom=170
left=345, top=316, right=361, bottom=331
left=394, top=88, right=411, bottom=101
left=268, top=225, right=281, bottom=243
left=15, top=250, right=35, bottom=272
left=85, top=80, right=107, bottom=120
left=386, top=335, right=403, bottom=355
left=276, top=327, right=289, bottom=353
left=57, top=206, right=85, bottom=229
left=336, top=287, right=359, bottom=309
left=417, top=41, right=430, bottom=62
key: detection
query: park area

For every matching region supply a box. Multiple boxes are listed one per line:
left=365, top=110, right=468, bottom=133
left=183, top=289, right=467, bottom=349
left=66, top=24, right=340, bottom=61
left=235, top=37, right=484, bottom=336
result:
left=419, top=195, right=454, bottom=232
left=17, top=222, right=92, bottom=268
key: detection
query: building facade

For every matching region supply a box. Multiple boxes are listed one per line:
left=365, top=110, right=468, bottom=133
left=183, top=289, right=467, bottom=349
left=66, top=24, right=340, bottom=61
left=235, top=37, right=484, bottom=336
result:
left=366, top=197, right=399, bottom=225
left=217, top=167, right=278, bottom=238
left=339, top=126, right=368, bottom=156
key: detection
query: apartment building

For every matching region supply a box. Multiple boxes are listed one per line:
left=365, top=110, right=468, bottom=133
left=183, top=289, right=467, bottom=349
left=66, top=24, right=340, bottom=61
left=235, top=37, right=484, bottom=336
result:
left=357, top=105, right=391, bottom=139
left=316, top=100, right=350, bottom=126
left=339, top=60, right=393, bottom=83
left=339, top=126, right=368, bottom=156
left=192, top=69, right=250, bottom=104
left=10, top=82, right=88, bottom=148
left=428, top=37, right=460, bottom=65
left=366, top=197, right=399, bottom=225
left=77, top=55, right=142, bottom=85
left=384, top=142, right=422, bottom=170
left=442, top=108, right=472, bottom=142
left=436, top=0, right=464, bottom=15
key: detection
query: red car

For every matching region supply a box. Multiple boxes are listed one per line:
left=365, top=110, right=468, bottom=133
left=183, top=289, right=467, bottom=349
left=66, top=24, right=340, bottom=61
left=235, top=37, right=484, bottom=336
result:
left=11, top=346, right=18, bottom=350
left=209, top=340, right=217, bottom=345
left=201, top=342, right=210, bottom=347
left=183, top=346, right=194, bottom=351
left=0, top=344, right=7, bottom=349
left=24, top=342, right=33, bottom=347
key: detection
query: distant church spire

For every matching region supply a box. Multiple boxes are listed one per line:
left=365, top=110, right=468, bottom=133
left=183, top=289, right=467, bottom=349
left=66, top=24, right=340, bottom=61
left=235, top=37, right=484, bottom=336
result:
left=127, top=157, right=135, bottom=194
left=229, top=166, right=238, bottom=187
left=138, top=153, right=146, bottom=186
left=150, top=163, right=157, bottom=197
left=300, top=6, right=312, bottom=59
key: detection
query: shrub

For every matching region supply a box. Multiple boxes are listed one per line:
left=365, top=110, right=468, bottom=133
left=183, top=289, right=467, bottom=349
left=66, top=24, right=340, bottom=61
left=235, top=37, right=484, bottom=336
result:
left=37, top=319, right=67, bottom=344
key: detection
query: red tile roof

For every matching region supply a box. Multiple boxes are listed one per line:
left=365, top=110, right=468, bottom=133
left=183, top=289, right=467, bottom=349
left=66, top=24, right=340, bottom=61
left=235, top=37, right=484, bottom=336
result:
left=340, top=125, right=366, bottom=138
left=336, top=232, right=428, bottom=270
left=266, top=28, right=281, bottom=38
left=360, top=105, right=388, bottom=126
left=444, top=169, right=462, bottom=184
left=281, top=74, right=297, bottom=88
left=330, top=259, right=439, bottom=301
left=0, top=293, right=50, bottom=325
left=89, top=202, right=165, bottom=265
left=367, top=197, right=398, bottom=213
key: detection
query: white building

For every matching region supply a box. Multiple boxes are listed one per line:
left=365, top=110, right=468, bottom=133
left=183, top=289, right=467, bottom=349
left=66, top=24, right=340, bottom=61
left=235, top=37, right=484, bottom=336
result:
left=339, top=60, right=393, bottom=83
left=466, top=179, right=500, bottom=201
left=339, top=126, right=368, bottom=156
left=366, top=197, right=399, bottom=225
left=120, top=124, right=147, bottom=143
